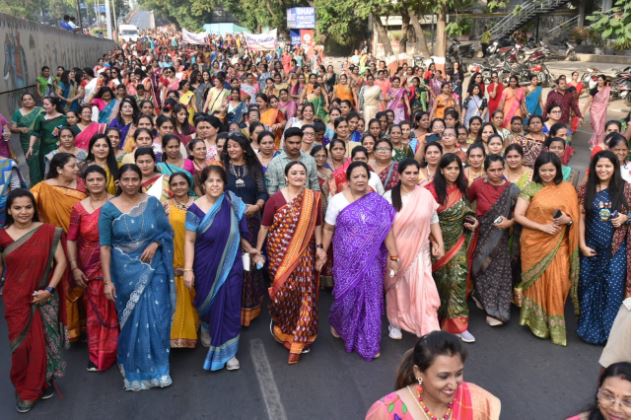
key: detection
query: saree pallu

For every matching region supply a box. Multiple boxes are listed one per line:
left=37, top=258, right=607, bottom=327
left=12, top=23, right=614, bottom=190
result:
left=329, top=193, right=394, bottom=361
left=168, top=204, right=199, bottom=348
left=388, top=88, right=407, bottom=124
left=267, top=190, right=320, bottom=363
left=501, top=87, right=525, bottom=128
left=99, top=197, right=175, bottom=390
left=588, top=86, right=611, bottom=148
left=386, top=187, right=440, bottom=337
left=241, top=215, right=266, bottom=327
left=525, top=86, right=542, bottom=122
left=32, top=114, right=67, bottom=183
left=470, top=184, right=519, bottom=322
left=1, top=224, right=66, bottom=401
left=186, top=192, right=247, bottom=371
left=31, top=181, right=87, bottom=342
left=427, top=185, right=473, bottom=334
left=68, top=204, right=118, bottom=371
left=12, top=107, right=43, bottom=186
left=317, top=172, right=334, bottom=288
left=157, top=162, right=194, bottom=195
left=378, top=162, right=400, bottom=191
left=75, top=122, right=107, bottom=150
left=518, top=182, right=579, bottom=346
left=576, top=186, right=630, bottom=344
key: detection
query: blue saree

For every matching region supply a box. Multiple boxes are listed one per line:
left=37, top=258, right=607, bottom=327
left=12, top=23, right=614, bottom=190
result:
left=525, top=86, right=542, bottom=122
left=186, top=192, right=249, bottom=371
left=98, top=196, right=175, bottom=391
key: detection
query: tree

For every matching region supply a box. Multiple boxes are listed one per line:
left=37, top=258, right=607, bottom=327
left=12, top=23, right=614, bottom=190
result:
left=586, top=0, right=630, bottom=50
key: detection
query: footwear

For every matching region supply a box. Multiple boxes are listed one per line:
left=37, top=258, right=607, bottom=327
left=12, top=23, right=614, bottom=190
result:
left=226, top=357, right=240, bottom=371
left=41, top=382, right=54, bottom=400
left=330, top=326, right=340, bottom=339
left=388, top=325, right=403, bottom=340
left=86, top=362, right=98, bottom=372
left=269, top=320, right=283, bottom=345
left=16, top=399, right=34, bottom=413
left=486, top=316, right=503, bottom=327
left=200, top=328, right=211, bottom=348
left=472, top=296, right=484, bottom=310
left=457, top=330, right=476, bottom=343
left=301, top=347, right=311, bottom=354
left=373, top=352, right=381, bottom=359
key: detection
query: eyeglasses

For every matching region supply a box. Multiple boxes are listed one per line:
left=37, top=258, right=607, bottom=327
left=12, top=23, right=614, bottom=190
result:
left=597, top=389, right=631, bottom=409
left=551, top=110, right=562, bottom=114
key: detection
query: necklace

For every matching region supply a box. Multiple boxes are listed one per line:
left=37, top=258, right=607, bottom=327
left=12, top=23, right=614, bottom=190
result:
left=88, top=194, right=108, bottom=212
left=230, top=163, right=247, bottom=188
left=172, top=197, right=192, bottom=210
left=408, top=385, right=453, bottom=420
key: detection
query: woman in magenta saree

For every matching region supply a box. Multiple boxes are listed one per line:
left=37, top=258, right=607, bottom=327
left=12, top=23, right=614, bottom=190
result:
left=387, top=77, right=410, bottom=124
left=322, top=162, right=397, bottom=361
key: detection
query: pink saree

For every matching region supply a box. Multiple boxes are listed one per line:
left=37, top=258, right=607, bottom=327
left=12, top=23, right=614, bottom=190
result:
left=502, top=87, right=525, bottom=128
left=75, top=122, right=107, bottom=150
left=588, top=85, right=611, bottom=148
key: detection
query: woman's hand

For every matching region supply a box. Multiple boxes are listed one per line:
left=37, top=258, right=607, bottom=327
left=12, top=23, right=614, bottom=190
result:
left=315, top=247, right=327, bottom=271
left=463, top=218, right=478, bottom=231
left=140, top=242, right=159, bottom=263
left=104, top=281, right=116, bottom=301
left=431, top=241, right=445, bottom=259
left=387, top=259, right=400, bottom=277
left=72, top=268, right=89, bottom=288
left=580, top=244, right=597, bottom=257
left=183, top=270, right=195, bottom=289
left=245, top=204, right=260, bottom=217
left=31, top=290, right=51, bottom=304
left=553, top=212, right=572, bottom=226
left=540, top=223, right=561, bottom=235
left=25, top=146, right=34, bottom=159
left=494, top=216, right=513, bottom=230
left=611, top=213, right=629, bottom=228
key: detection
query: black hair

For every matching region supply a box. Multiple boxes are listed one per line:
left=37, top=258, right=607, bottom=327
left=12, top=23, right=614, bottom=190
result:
left=391, top=158, right=420, bottom=212
left=395, top=331, right=467, bottom=389
left=284, top=127, right=303, bottom=141
left=116, top=96, right=140, bottom=124
left=223, top=133, right=264, bottom=183
left=544, top=136, right=567, bottom=150
left=346, top=161, right=370, bottom=181
left=584, top=150, right=625, bottom=214
left=476, top=123, right=498, bottom=143
left=249, top=122, right=265, bottom=136
left=351, top=146, right=369, bottom=160
left=607, top=133, right=628, bottom=151
left=504, top=143, right=524, bottom=157
left=43, top=96, right=65, bottom=114
left=5, top=189, right=39, bottom=226
left=444, top=109, right=459, bottom=121
left=168, top=171, right=193, bottom=190
left=82, top=164, right=107, bottom=181
left=172, top=103, right=193, bottom=134
left=283, top=160, right=307, bottom=176
left=585, top=362, right=630, bottom=420
left=468, top=116, right=483, bottom=131
left=199, top=165, right=227, bottom=193
left=134, top=146, right=158, bottom=165
left=46, top=152, right=75, bottom=179
left=116, top=164, right=142, bottom=196
left=548, top=122, right=568, bottom=139
left=484, top=154, right=505, bottom=171
left=161, top=134, right=182, bottom=162
left=310, top=144, right=328, bottom=158
left=532, top=152, right=563, bottom=184
left=433, top=153, right=468, bottom=205
left=605, top=120, right=622, bottom=132
left=257, top=130, right=275, bottom=144
left=86, top=133, right=119, bottom=179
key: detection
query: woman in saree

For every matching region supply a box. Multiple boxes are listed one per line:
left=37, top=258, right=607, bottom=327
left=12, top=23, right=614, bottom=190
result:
left=525, top=74, right=544, bottom=122
left=183, top=166, right=257, bottom=371
left=366, top=331, right=501, bottom=420
left=609, top=134, right=632, bottom=183
left=31, top=153, right=86, bottom=342
left=545, top=137, right=581, bottom=188
left=513, top=152, right=579, bottom=346
left=498, top=76, right=527, bottom=129
left=463, top=143, right=486, bottom=187
left=577, top=151, right=630, bottom=344
left=177, top=80, right=195, bottom=124
left=167, top=172, right=199, bottom=348
left=503, top=144, right=533, bottom=190
left=321, top=161, right=398, bottom=360
left=1, top=189, right=67, bottom=413
left=258, top=93, right=286, bottom=148
left=430, top=82, right=459, bottom=120
left=157, top=134, right=195, bottom=187
left=10, top=93, right=43, bottom=185
left=99, top=164, right=175, bottom=391
left=384, top=159, right=443, bottom=339
left=91, top=87, right=119, bottom=124
left=204, top=77, right=229, bottom=115
left=254, top=161, right=324, bottom=364
left=122, top=127, right=154, bottom=164
left=83, top=134, right=120, bottom=195
left=311, top=146, right=335, bottom=289
left=467, top=155, right=520, bottom=327
left=373, top=139, right=400, bottom=191
left=304, top=83, right=329, bottom=122
left=386, top=77, right=411, bottom=124
left=136, top=147, right=168, bottom=200
left=226, top=88, right=248, bottom=125
left=27, top=97, right=67, bottom=186
left=74, top=105, right=106, bottom=150
left=584, top=75, right=612, bottom=148
left=362, top=74, right=383, bottom=126
left=107, top=97, right=138, bottom=148
left=43, top=126, right=88, bottom=175
left=417, top=143, right=443, bottom=187
left=67, top=165, right=118, bottom=371
left=426, top=153, right=478, bottom=343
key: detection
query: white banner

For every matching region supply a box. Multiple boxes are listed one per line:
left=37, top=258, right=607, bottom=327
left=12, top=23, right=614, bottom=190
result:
left=244, top=29, right=277, bottom=51
left=182, top=28, right=208, bottom=45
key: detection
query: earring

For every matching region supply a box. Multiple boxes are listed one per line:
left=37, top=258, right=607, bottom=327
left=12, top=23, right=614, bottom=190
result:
left=417, top=377, right=423, bottom=385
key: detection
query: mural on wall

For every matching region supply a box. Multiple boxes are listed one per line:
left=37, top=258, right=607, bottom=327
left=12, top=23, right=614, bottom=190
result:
left=3, top=31, right=28, bottom=89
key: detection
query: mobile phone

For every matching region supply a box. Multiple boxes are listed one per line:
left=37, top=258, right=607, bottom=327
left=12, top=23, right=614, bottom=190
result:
left=465, top=215, right=476, bottom=224
left=553, top=209, right=563, bottom=219
left=493, top=216, right=504, bottom=225
left=427, top=133, right=441, bottom=143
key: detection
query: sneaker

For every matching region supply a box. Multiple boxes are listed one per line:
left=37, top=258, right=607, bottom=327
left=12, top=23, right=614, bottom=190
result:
left=388, top=325, right=403, bottom=340
left=486, top=316, right=504, bottom=327
left=200, top=328, right=211, bottom=348
left=457, top=330, right=476, bottom=343
left=41, top=383, right=54, bottom=400
left=86, top=362, right=98, bottom=372
left=226, top=357, right=240, bottom=371
left=16, top=399, right=34, bottom=413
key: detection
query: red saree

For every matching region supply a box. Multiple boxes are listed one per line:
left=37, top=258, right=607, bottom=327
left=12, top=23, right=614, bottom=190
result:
left=68, top=203, right=119, bottom=371
left=1, top=224, right=66, bottom=401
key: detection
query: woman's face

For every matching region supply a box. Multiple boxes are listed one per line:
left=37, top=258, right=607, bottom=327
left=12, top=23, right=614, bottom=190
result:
left=470, top=119, right=482, bottom=135
left=270, top=97, right=279, bottom=108
left=135, top=131, right=152, bottom=148
left=159, top=121, right=174, bottom=136
left=442, top=84, right=451, bottom=94
left=66, top=112, right=78, bottom=126
left=418, top=354, right=465, bottom=406
left=548, top=141, right=565, bottom=159
left=59, top=130, right=75, bottom=149
left=43, top=99, right=54, bottom=113
left=121, top=102, right=134, bottom=117
left=226, top=139, right=244, bottom=162
left=141, top=102, right=154, bottom=115
left=170, top=175, right=190, bottom=199
left=468, top=148, right=485, bottom=169
left=595, top=157, right=615, bottom=183
left=203, top=171, right=224, bottom=199
left=176, top=109, right=187, bottom=124
left=538, top=162, right=557, bottom=184
left=348, top=166, right=369, bottom=193
left=137, top=118, right=153, bottom=131
left=362, top=137, right=375, bottom=153
left=330, top=143, right=346, bottom=161
left=425, top=146, right=442, bottom=166
left=486, top=160, right=505, bottom=183
left=302, top=106, right=314, bottom=121
left=136, top=154, right=156, bottom=176
left=442, top=160, right=461, bottom=184
left=85, top=171, right=107, bottom=196
left=597, top=376, right=631, bottom=420
left=58, top=157, right=79, bottom=180
left=259, top=135, right=275, bottom=155
left=505, top=149, right=523, bottom=169
left=492, top=113, right=504, bottom=128
left=80, top=107, right=92, bottom=122
left=611, top=142, right=629, bottom=164
left=511, top=119, right=523, bottom=133
left=22, top=94, right=35, bottom=108
left=472, top=86, right=480, bottom=97
left=286, top=164, right=307, bottom=188
left=107, top=129, right=121, bottom=148
left=8, top=197, right=35, bottom=225
left=330, top=109, right=341, bottom=121
left=488, top=138, right=504, bottom=155
left=335, top=121, right=349, bottom=139
left=313, top=149, right=327, bottom=168
left=401, top=164, right=419, bottom=189
left=481, top=126, right=495, bottom=143
left=432, top=121, right=445, bottom=135
left=165, top=139, right=181, bottom=160
left=531, top=76, right=538, bottom=86
left=192, top=141, right=207, bottom=160
left=549, top=107, right=562, bottom=122
left=369, top=122, right=381, bottom=137
left=92, top=138, right=110, bottom=160
left=606, top=123, right=621, bottom=135
left=256, top=96, right=266, bottom=109
left=196, top=122, right=213, bottom=139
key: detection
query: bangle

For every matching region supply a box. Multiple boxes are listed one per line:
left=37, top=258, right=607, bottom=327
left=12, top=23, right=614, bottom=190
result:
left=183, top=268, right=193, bottom=272
left=316, top=244, right=323, bottom=249
left=71, top=266, right=80, bottom=271
left=389, top=255, right=400, bottom=262
left=45, top=286, right=55, bottom=294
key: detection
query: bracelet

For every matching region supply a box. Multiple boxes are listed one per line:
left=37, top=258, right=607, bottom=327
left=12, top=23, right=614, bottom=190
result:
left=45, top=286, right=55, bottom=294
left=389, top=255, right=400, bottom=262
left=71, top=266, right=81, bottom=271
left=316, top=244, right=323, bottom=249
left=183, top=268, right=193, bottom=272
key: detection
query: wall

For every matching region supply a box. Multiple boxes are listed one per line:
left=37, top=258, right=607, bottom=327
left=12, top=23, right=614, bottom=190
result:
left=0, top=13, right=117, bottom=118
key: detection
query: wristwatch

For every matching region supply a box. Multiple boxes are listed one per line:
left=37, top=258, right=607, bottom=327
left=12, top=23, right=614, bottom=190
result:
left=45, top=286, right=55, bottom=294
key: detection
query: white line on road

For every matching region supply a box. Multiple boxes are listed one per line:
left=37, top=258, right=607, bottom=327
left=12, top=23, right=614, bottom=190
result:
left=249, top=339, right=288, bottom=420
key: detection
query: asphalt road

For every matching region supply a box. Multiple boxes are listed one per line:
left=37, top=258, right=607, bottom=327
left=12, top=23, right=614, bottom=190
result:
left=0, top=121, right=623, bottom=420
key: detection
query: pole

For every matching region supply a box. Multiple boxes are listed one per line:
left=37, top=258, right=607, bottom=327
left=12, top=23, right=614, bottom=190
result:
left=76, top=0, right=83, bottom=31
left=105, top=0, right=112, bottom=39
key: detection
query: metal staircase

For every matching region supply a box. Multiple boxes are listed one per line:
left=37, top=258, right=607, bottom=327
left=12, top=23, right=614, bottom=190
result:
left=489, top=0, right=571, bottom=40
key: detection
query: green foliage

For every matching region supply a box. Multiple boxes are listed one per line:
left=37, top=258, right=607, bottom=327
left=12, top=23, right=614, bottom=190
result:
left=586, top=0, right=631, bottom=49
left=486, top=0, right=507, bottom=12
left=446, top=18, right=472, bottom=36
left=314, top=0, right=368, bottom=46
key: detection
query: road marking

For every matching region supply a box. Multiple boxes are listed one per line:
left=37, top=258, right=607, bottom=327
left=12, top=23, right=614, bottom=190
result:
left=249, top=339, right=288, bottom=420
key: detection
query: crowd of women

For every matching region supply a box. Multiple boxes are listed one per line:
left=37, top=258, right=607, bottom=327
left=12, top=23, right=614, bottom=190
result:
left=0, top=32, right=630, bottom=417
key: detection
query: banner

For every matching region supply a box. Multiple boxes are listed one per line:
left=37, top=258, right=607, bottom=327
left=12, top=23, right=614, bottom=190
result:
left=300, top=29, right=315, bottom=58
left=289, top=29, right=301, bottom=46
left=244, top=29, right=277, bottom=51
left=182, top=28, right=208, bottom=45
left=287, top=7, right=315, bottom=29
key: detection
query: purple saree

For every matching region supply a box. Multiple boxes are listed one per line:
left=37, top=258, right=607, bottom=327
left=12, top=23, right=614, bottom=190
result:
left=186, top=192, right=249, bottom=371
left=329, top=192, right=394, bottom=361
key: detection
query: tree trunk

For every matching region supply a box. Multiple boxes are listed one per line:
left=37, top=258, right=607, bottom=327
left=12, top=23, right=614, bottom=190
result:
left=372, top=13, right=394, bottom=56
left=434, top=7, right=448, bottom=57
left=399, top=11, right=410, bottom=54
left=409, top=9, right=431, bottom=56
